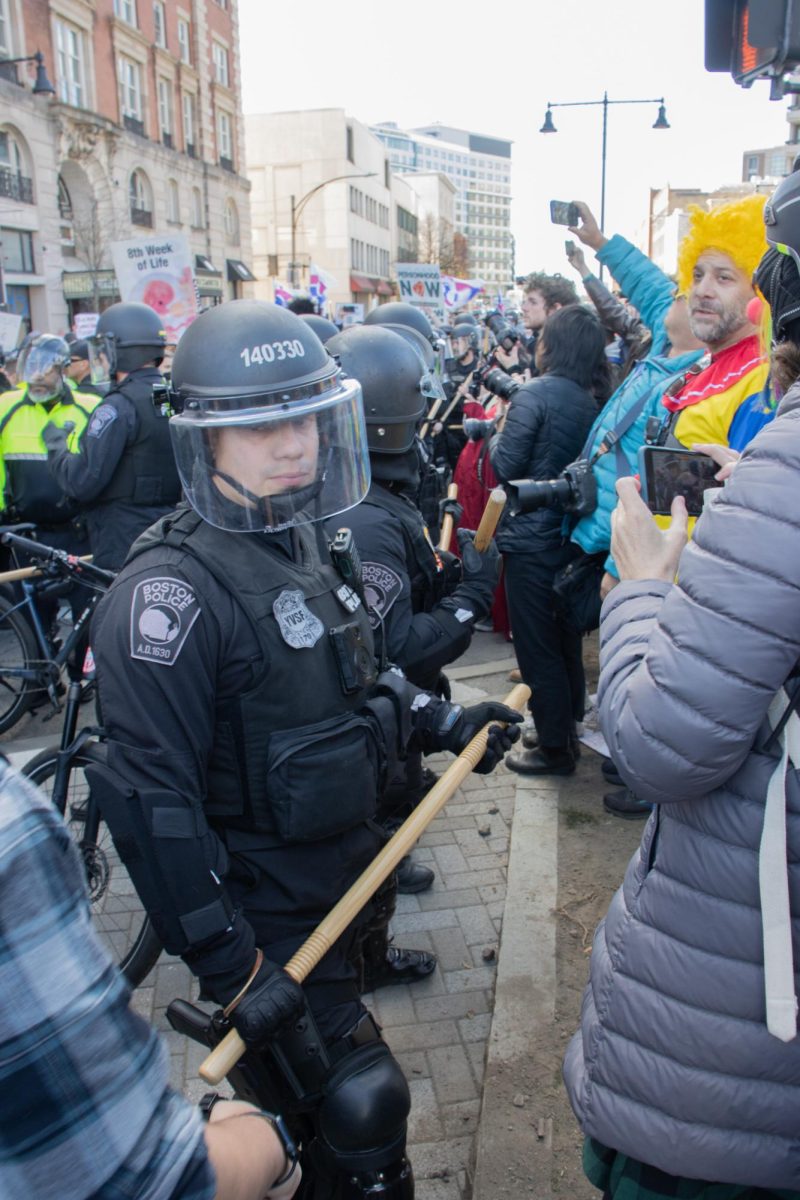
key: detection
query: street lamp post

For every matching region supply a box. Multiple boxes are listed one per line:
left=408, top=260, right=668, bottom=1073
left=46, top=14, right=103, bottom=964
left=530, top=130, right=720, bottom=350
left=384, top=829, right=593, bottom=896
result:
left=289, top=172, right=377, bottom=288
left=540, top=92, right=670, bottom=280
left=0, top=50, right=56, bottom=95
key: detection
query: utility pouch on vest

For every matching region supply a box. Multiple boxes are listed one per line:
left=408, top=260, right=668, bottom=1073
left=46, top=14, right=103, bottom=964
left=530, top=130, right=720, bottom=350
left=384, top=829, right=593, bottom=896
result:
left=266, top=712, right=384, bottom=842
left=330, top=622, right=378, bottom=695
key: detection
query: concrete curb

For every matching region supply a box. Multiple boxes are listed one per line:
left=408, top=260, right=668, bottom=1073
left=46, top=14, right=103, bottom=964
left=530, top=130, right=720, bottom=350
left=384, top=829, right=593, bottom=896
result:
left=472, top=775, right=560, bottom=1200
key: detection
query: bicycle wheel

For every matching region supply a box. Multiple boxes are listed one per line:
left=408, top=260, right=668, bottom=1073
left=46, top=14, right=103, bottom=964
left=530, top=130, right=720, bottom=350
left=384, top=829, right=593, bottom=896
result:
left=23, top=744, right=163, bottom=987
left=0, top=595, right=39, bottom=734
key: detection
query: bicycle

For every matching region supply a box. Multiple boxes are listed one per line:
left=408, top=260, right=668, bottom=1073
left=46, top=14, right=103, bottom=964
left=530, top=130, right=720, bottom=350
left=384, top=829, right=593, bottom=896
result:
left=0, top=526, right=111, bottom=733
left=3, top=531, right=162, bottom=986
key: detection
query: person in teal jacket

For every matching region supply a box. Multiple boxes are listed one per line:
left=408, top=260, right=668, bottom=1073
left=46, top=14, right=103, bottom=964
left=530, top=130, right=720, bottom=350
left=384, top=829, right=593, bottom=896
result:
left=568, top=203, right=705, bottom=579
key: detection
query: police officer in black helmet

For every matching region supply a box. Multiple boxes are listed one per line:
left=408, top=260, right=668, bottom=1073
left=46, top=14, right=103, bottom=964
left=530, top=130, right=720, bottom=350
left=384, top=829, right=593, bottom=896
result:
left=42, top=301, right=181, bottom=569
left=326, top=325, right=501, bottom=906
left=89, top=300, right=521, bottom=1199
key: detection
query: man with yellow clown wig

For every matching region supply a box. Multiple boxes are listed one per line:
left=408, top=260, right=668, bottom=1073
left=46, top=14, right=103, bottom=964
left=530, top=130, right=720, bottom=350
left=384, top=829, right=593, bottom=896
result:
left=656, top=193, right=773, bottom=452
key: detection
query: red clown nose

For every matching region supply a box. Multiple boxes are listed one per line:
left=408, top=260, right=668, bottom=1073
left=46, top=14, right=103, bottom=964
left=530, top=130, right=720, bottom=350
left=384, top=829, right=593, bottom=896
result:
left=747, top=296, right=764, bottom=325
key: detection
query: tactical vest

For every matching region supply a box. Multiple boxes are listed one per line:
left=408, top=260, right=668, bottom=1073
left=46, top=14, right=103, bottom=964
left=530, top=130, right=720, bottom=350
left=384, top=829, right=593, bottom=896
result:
left=359, top=482, right=443, bottom=614
left=95, top=370, right=181, bottom=507
left=128, top=508, right=382, bottom=840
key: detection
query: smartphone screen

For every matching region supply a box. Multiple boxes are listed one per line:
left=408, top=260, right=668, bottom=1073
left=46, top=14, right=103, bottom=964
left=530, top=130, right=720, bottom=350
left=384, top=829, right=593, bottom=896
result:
left=550, top=200, right=579, bottom=226
left=638, top=447, right=722, bottom=517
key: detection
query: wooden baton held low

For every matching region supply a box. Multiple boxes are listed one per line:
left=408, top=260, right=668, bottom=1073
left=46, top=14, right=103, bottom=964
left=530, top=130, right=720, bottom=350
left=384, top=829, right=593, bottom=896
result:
left=198, top=681, right=530, bottom=1085
left=437, top=483, right=459, bottom=551
left=473, top=487, right=506, bottom=552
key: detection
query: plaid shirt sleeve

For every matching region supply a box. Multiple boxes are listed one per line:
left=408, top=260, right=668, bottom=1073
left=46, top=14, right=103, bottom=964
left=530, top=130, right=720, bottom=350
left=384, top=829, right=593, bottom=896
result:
left=0, top=761, right=215, bottom=1200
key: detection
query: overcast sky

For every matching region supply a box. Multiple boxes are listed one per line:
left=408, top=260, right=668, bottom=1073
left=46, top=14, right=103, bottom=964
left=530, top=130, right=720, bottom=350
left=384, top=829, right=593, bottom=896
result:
left=239, top=0, right=790, bottom=278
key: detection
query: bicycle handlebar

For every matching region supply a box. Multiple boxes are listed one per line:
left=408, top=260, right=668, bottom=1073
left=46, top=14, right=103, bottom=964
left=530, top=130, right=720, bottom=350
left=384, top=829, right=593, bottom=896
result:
left=0, top=531, right=115, bottom=587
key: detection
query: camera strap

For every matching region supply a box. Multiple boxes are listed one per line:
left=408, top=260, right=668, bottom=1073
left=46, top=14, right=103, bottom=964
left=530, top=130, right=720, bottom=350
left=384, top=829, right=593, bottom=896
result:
left=582, top=388, right=652, bottom=477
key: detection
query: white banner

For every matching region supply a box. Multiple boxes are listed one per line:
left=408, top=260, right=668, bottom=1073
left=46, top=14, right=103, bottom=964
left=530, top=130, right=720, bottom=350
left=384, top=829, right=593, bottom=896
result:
left=73, top=312, right=99, bottom=339
left=0, top=312, right=22, bottom=353
left=396, top=263, right=444, bottom=322
left=110, top=232, right=198, bottom=344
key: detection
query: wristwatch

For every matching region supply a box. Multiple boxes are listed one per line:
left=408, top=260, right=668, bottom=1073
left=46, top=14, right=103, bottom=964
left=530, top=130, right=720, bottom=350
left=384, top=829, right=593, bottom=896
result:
left=198, top=1092, right=299, bottom=1184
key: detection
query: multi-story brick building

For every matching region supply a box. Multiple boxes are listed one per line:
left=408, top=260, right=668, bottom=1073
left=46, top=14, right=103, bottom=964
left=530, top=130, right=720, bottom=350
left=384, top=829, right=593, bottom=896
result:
left=0, top=0, right=253, bottom=341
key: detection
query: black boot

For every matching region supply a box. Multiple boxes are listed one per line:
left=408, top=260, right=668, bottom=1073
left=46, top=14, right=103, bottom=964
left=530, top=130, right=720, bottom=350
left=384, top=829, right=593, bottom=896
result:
left=506, top=745, right=576, bottom=776
left=396, top=856, right=434, bottom=894
left=363, top=944, right=437, bottom=990
left=522, top=725, right=581, bottom=760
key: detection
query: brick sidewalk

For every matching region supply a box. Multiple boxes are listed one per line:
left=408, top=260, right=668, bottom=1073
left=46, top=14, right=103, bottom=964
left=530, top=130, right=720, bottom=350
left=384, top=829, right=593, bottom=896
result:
left=137, top=746, right=518, bottom=1200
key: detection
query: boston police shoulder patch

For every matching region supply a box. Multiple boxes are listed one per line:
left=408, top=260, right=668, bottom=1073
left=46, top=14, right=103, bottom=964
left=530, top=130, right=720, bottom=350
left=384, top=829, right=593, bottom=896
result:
left=130, top=576, right=201, bottom=666
left=87, top=404, right=118, bottom=439
left=361, top=561, right=403, bottom=630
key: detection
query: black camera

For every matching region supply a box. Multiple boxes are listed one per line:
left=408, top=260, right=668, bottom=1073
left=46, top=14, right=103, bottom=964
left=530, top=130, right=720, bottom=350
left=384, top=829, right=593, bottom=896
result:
left=486, top=313, right=519, bottom=353
left=462, top=417, right=496, bottom=442
left=482, top=366, right=521, bottom=402
left=467, top=365, right=487, bottom=398
left=506, top=458, right=597, bottom=518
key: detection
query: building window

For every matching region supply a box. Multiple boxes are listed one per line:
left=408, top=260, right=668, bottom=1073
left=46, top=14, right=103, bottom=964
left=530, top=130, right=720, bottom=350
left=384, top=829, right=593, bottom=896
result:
left=129, top=168, right=152, bottom=225
left=118, top=56, right=143, bottom=130
left=349, top=185, right=358, bottom=213
left=177, top=18, right=191, bottom=64
left=54, top=18, right=86, bottom=109
left=224, top=198, right=239, bottom=243
left=191, top=186, right=203, bottom=228
left=182, top=91, right=196, bottom=155
left=0, top=129, right=33, bottom=204
left=0, top=0, right=12, bottom=56
left=2, top=227, right=35, bottom=273
left=153, top=1, right=166, bottom=48
left=768, top=150, right=788, bottom=177
left=157, top=78, right=172, bottom=145
left=218, top=110, right=233, bottom=169
left=167, top=178, right=180, bottom=222
left=346, top=125, right=354, bottom=164
left=114, top=0, right=137, bottom=26
left=212, top=41, right=229, bottom=86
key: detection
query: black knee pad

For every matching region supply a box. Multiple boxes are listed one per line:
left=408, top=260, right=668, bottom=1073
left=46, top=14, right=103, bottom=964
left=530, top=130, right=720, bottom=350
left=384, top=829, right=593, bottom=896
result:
left=318, top=1041, right=410, bottom=1172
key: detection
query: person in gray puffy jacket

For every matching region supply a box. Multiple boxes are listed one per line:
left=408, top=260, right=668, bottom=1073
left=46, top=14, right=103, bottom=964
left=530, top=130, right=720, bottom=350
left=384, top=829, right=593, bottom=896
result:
left=563, top=255, right=800, bottom=1194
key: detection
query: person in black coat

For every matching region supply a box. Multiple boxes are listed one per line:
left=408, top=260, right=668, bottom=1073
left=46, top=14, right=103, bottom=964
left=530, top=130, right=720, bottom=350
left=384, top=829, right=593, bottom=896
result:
left=490, top=305, right=611, bottom=775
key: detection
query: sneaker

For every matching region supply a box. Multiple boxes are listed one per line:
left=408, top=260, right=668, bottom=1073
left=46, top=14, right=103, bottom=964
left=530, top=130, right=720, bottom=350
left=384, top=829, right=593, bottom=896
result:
left=396, top=856, right=435, bottom=894
left=364, top=946, right=437, bottom=989
left=602, top=788, right=653, bottom=820
left=506, top=746, right=576, bottom=777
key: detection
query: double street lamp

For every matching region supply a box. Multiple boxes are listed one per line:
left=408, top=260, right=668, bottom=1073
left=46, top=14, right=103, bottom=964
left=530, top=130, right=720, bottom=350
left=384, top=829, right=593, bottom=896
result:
left=540, top=92, right=670, bottom=279
left=289, top=172, right=377, bottom=288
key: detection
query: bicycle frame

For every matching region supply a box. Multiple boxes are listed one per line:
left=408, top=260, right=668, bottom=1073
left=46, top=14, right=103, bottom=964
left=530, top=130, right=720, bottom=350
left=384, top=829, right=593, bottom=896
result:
left=48, top=679, right=104, bottom=817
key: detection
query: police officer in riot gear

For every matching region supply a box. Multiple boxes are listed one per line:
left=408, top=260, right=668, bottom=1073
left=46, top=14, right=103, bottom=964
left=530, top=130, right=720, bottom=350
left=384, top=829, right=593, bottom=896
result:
left=89, top=300, right=521, bottom=1199
left=42, top=301, right=181, bottom=569
left=326, top=325, right=501, bottom=902
left=299, top=313, right=340, bottom=343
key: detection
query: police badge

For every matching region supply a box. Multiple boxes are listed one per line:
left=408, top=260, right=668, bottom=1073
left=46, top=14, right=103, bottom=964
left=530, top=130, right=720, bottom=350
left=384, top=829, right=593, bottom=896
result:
left=273, top=589, right=325, bottom=649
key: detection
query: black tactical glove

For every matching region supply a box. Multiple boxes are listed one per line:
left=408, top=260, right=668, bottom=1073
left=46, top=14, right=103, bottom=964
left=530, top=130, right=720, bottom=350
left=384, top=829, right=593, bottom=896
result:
left=42, top=420, right=73, bottom=454
left=231, top=959, right=306, bottom=1048
left=457, top=528, right=501, bottom=591
left=438, top=496, right=464, bottom=527
left=413, top=698, right=522, bottom=774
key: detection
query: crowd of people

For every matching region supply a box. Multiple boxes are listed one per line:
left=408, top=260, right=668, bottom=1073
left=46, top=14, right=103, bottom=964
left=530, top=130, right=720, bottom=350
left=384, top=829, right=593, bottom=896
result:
left=0, top=168, right=799, bottom=1200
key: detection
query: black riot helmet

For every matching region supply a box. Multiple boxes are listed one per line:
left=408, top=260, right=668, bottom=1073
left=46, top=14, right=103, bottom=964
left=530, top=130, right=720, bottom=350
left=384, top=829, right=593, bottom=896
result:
left=89, top=301, right=167, bottom=380
left=456, top=312, right=479, bottom=329
left=364, top=301, right=436, bottom=346
left=764, top=161, right=800, bottom=272
left=168, top=300, right=369, bottom=533
left=327, top=325, right=427, bottom=456
left=299, top=313, right=340, bottom=344
left=451, top=321, right=480, bottom=354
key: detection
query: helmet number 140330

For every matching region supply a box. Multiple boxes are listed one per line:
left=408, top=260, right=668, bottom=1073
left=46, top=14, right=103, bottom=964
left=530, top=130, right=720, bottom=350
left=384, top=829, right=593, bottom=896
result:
left=240, top=340, right=306, bottom=367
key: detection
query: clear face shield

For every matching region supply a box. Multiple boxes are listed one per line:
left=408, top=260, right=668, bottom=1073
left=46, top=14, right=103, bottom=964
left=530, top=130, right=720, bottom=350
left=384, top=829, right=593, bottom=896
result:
left=169, top=376, right=371, bottom=533
left=88, top=333, right=116, bottom=386
left=18, top=342, right=67, bottom=403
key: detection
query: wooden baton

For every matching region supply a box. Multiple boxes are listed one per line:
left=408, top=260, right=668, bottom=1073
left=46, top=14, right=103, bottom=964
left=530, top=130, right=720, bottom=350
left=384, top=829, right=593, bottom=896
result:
left=473, top=487, right=506, bottom=552
left=0, top=554, right=94, bottom=583
left=198, top=682, right=530, bottom=1085
left=437, top=483, right=459, bottom=551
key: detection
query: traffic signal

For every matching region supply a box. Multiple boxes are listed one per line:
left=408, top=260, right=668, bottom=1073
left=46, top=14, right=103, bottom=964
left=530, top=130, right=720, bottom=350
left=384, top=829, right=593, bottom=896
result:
left=705, top=0, right=800, bottom=91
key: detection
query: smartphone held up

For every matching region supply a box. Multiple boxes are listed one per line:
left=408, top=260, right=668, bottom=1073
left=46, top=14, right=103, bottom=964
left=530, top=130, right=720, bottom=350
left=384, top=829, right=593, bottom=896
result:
left=637, top=446, right=722, bottom=518
left=550, top=200, right=580, bottom=226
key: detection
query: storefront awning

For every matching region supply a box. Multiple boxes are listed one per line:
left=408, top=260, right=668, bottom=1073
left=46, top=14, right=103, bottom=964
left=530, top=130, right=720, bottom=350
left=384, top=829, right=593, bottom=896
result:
left=350, top=274, right=376, bottom=293
left=62, top=269, right=119, bottom=300
left=195, top=254, right=220, bottom=275
left=227, top=258, right=256, bottom=282
left=376, top=280, right=393, bottom=296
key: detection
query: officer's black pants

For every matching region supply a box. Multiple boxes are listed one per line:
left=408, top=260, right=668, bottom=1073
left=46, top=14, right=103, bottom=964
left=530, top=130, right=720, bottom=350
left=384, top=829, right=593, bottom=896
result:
left=503, top=544, right=585, bottom=749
